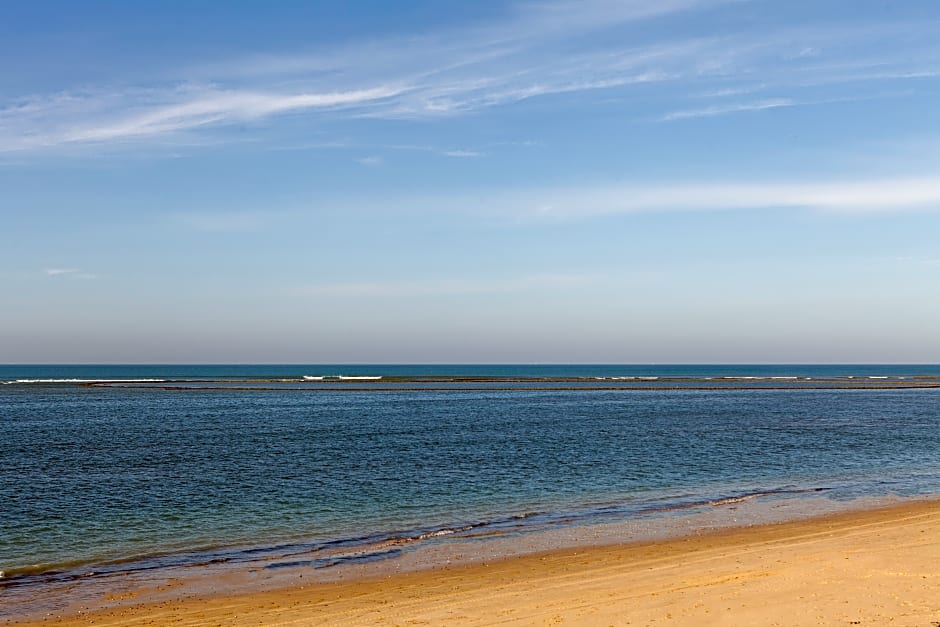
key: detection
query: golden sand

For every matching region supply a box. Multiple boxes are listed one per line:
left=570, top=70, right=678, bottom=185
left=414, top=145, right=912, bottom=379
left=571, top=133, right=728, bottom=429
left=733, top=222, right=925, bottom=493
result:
left=11, top=499, right=940, bottom=626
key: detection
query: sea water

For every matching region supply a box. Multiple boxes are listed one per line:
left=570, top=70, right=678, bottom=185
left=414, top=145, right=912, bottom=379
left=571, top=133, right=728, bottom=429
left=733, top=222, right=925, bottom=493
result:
left=2, top=365, right=940, bottom=617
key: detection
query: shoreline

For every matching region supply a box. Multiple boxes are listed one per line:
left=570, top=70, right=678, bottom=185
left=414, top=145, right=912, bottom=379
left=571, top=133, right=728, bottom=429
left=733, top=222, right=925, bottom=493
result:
left=0, top=485, right=842, bottom=584
left=8, top=497, right=940, bottom=626
left=0, top=488, right=901, bottom=619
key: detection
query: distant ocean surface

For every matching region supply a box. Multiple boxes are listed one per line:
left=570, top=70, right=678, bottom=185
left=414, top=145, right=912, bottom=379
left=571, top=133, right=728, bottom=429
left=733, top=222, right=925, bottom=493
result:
left=3, top=364, right=940, bottom=616
left=5, top=363, right=940, bottom=380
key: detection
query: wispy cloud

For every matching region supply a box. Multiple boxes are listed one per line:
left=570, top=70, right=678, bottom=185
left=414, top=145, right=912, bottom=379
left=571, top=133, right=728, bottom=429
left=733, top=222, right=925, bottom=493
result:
left=0, top=1, right=699, bottom=150
left=695, top=85, right=768, bottom=99
left=441, top=149, right=486, bottom=158
left=410, top=176, right=940, bottom=219
left=265, top=137, right=497, bottom=160
left=357, top=155, right=383, bottom=166
left=374, top=143, right=490, bottom=158
left=299, top=273, right=597, bottom=297
left=3, top=0, right=940, bottom=152
left=659, top=98, right=797, bottom=121
left=70, top=86, right=404, bottom=143
left=2, top=85, right=404, bottom=150
left=45, top=268, right=97, bottom=279
left=895, top=255, right=940, bottom=267
left=662, top=90, right=905, bottom=122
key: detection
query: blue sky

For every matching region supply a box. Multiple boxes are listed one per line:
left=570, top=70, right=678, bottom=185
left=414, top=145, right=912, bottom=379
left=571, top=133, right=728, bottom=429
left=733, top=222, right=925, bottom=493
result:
left=2, top=0, right=939, bottom=363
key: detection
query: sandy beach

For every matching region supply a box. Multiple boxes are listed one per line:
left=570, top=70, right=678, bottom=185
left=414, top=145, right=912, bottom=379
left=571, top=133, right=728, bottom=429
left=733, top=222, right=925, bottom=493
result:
left=9, top=498, right=940, bottom=626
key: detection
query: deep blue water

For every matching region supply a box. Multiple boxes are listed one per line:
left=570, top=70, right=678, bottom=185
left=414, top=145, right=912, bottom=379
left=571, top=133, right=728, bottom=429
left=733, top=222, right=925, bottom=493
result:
left=2, top=365, right=940, bottom=591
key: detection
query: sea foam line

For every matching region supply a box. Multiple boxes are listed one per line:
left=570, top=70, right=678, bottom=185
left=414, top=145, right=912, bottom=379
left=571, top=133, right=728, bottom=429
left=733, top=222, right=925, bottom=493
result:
left=302, top=375, right=383, bottom=381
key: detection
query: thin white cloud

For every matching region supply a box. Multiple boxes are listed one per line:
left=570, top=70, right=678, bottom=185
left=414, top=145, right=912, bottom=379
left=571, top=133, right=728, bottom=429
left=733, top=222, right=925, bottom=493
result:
left=695, top=84, right=768, bottom=98
left=378, top=144, right=490, bottom=158
left=299, top=273, right=597, bottom=297
left=45, top=268, right=97, bottom=279
left=659, top=98, right=796, bottom=121
left=578, top=178, right=940, bottom=215
left=266, top=139, right=494, bottom=159
left=441, top=149, right=486, bottom=158
left=4, top=85, right=404, bottom=150
left=412, top=176, right=940, bottom=218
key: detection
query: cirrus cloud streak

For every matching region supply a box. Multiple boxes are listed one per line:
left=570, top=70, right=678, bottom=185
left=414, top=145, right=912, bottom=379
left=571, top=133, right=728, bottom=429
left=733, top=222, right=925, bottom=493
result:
left=4, top=0, right=940, bottom=152
left=406, top=176, right=940, bottom=219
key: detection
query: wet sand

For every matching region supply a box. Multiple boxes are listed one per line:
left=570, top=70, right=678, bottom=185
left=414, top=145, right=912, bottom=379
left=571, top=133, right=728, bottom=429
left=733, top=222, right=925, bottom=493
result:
left=8, top=498, right=940, bottom=626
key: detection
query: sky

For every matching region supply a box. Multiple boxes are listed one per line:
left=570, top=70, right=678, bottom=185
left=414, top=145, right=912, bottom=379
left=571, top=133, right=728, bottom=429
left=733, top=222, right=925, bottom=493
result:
left=2, top=0, right=939, bottom=364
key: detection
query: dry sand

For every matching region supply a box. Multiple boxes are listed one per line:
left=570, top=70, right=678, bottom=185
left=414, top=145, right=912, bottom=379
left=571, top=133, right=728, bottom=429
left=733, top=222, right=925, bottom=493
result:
left=10, top=499, right=940, bottom=626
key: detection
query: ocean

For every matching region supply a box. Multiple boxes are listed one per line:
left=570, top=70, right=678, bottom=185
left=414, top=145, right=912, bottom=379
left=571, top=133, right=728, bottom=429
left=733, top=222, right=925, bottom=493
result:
left=2, top=364, right=940, bottom=618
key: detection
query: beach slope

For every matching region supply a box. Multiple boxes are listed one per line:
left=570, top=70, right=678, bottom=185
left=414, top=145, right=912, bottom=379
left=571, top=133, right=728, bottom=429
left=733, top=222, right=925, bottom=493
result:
left=12, top=500, right=940, bottom=626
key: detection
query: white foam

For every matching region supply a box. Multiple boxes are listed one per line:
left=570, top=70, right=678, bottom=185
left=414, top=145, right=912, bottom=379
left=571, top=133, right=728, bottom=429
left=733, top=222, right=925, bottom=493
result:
left=303, top=375, right=383, bottom=381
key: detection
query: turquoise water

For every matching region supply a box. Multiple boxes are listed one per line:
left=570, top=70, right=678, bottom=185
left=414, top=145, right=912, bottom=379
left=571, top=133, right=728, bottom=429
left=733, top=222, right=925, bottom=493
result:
left=2, top=364, right=940, bottom=611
